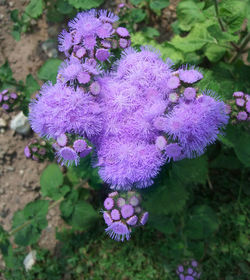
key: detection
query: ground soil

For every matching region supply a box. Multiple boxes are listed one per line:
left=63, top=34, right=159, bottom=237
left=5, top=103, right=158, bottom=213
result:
left=0, top=0, right=179, bottom=271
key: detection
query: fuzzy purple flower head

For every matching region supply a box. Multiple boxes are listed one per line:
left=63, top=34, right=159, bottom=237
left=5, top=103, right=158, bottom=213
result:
left=176, top=260, right=201, bottom=280
left=103, top=191, right=148, bottom=241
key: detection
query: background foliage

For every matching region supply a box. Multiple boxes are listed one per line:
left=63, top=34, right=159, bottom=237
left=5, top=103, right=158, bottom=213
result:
left=1, top=0, right=250, bottom=279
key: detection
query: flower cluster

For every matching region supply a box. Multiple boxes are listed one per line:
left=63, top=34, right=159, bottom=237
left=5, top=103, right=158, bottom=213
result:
left=24, top=138, right=53, bottom=162
left=94, top=51, right=228, bottom=188
left=52, top=134, right=92, bottom=166
left=102, top=191, right=148, bottom=241
left=176, top=260, right=202, bottom=280
left=227, top=91, right=250, bottom=123
left=0, top=89, right=20, bottom=112
left=28, top=9, right=229, bottom=241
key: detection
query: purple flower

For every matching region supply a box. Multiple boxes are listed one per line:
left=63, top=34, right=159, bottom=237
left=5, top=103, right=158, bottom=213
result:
left=117, top=197, right=126, bottom=208
left=178, top=266, right=184, bottom=273
left=119, top=38, right=128, bottom=49
left=57, top=134, right=67, bottom=146
left=77, top=72, right=91, bottom=84
left=90, top=81, right=101, bottom=95
left=1, top=89, right=8, bottom=95
left=79, top=147, right=92, bottom=158
left=24, top=146, right=31, bottom=158
left=96, top=23, right=113, bottom=38
left=191, top=260, right=198, bottom=267
left=176, top=260, right=201, bottom=280
left=103, top=211, right=113, bottom=226
left=96, top=48, right=110, bottom=61
left=121, top=204, right=134, bottom=219
left=184, top=87, right=196, bottom=101
left=140, top=212, right=149, bottom=225
left=58, top=30, right=73, bottom=55
left=237, top=111, right=247, bottom=121
left=129, top=195, right=140, bottom=207
left=10, top=92, right=17, bottom=99
left=179, top=68, right=203, bottom=84
left=116, top=27, right=130, bottom=37
left=56, top=147, right=79, bottom=166
left=108, top=191, right=118, bottom=197
left=101, top=40, right=112, bottom=49
left=168, top=92, right=179, bottom=103
left=233, top=91, right=244, bottom=98
left=246, top=101, right=250, bottom=113
left=105, top=221, right=130, bottom=242
left=164, top=94, right=228, bottom=157
left=126, top=215, right=138, bottom=226
left=104, top=197, right=114, bottom=210
left=155, top=136, right=167, bottom=151
left=73, top=139, right=87, bottom=153
left=97, top=139, right=165, bottom=189
left=83, top=35, right=97, bottom=50
left=2, top=104, right=9, bottom=110
left=75, top=47, right=86, bottom=58
left=185, top=277, right=194, bottom=280
left=111, top=209, right=121, bottom=220
left=224, top=104, right=231, bottom=114
left=68, top=10, right=101, bottom=41
left=165, top=143, right=182, bottom=160
left=235, top=98, right=245, bottom=107
left=98, top=10, right=119, bottom=23
left=167, top=76, right=180, bottom=89
left=29, top=82, right=103, bottom=139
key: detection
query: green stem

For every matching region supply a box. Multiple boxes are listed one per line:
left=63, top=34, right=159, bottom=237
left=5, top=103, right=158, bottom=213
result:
left=229, top=33, right=250, bottom=63
left=214, top=0, right=225, bottom=31
left=9, top=197, right=64, bottom=236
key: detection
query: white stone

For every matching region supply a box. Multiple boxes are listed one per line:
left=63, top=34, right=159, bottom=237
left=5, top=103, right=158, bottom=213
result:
left=23, top=250, right=36, bottom=271
left=0, top=118, right=6, bottom=128
left=10, top=112, right=30, bottom=135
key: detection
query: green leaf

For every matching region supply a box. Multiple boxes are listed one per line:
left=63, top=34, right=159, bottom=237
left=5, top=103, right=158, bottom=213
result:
left=204, top=43, right=226, bottom=62
left=131, top=32, right=184, bottom=63
left=40, top=164, right=63, bottom=200
left=0, top=61, right=13, bottom=82
left=38, top=58, right=62, bottom=83
left=177, top=0, right=206, bottom=31
left=130, top=0, right=144, bottom=5
left=56, top=0, right=74, bottom=15
left=187, top=240, right=205, bottom=259
left=143, top=179, right=189, bottom=215
left=25, top=0, right=43, bottom=19
left=142, top=27, right=160, bottom=39
left=207, top=24, right=238, bottom=42
left=68, top=0, right=104, bottom=9
left=46, top=6, right=65, bottom=23
left=219, top=0, right=247, bottom=32
left=224, top=126, right=250, bottom=167
left=24, top=74, right=39, bottom=98
left=11, top=26, right=21, bottom=41
left=149, top=215, right=175, bottom=235
left=185, top=205, right=219, bottom=240
left=170, top=22, right=215, bottom=52
left=131, top=9, right=147, bottom=23
left=150, top=0, right=169, bottom=12
left=210, top=152, right=243, bottom=169
left=170, top=155, right=208, bottom=185
left=10, top=9, right=20, bottom=23
left=69, top=201, right=98, bottom=230
left=67, top=155, right=103, bottom=190
left=12, top=200, right=49, bottom=246
left=60, top=189, right=78, bottom=218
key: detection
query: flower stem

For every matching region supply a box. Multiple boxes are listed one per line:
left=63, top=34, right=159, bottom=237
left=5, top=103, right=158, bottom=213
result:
left=9, top=197, right=64, bottom=236
left=229, top=33, right=250, bottom=63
